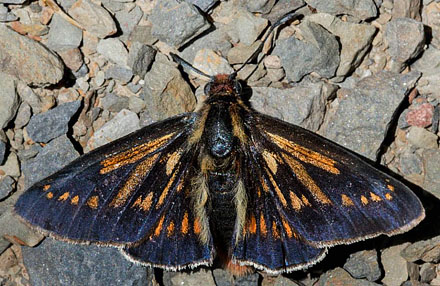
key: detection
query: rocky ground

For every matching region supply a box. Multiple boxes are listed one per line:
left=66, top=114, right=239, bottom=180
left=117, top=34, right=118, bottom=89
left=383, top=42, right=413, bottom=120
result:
left=1, top=0, right=440, bottom=285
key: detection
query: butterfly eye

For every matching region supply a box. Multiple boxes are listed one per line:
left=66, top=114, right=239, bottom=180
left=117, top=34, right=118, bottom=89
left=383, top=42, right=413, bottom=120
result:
left=234, top=81, right=242, bottom=94
left=204, top=82, right=212, bottom=95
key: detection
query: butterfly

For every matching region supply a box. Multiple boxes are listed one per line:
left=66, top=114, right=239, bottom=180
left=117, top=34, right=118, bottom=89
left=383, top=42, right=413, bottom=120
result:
left=14, top=10, right=425, bottom=275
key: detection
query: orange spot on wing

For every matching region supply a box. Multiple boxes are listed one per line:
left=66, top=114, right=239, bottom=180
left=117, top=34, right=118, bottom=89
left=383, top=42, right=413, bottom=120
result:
left=154, top=216, right=165, bottom=237
left=71, top=195, right=79, bottom=205
left=58, top=192, right=69, bottom=201
left=248, top=215, right=257, bottom=234
left=272, top=221, right=280, bottom=239
left=281, top=217, right=293, bottom=239
left=301, top=195, right=311, bottom=206
left=194, top=217, right=201, bottom=235
left=260, top=213, right=267, bottom=236
left=361, top=195, right=368, bottom=205
left=341, top=194, right=354, bottom=206
left=166, top=151, right=181, bottom=176
left=86, top=196, right=99, bottom=209
left=385, top=193, right=393, bottom=200
left=167, top=221, right=175, bottom=237
left=290, top=191, right=303, bottom=211
left=43, top=185, right=51, bottom=191
left=262, top=150, right=278, bottom=174
left=387, top=184, right=395, bottom=192
left=370, top=192, right=382, bottom=202
left=46, top=192, right=54, bottom=199
left=181, top=212, right=189, bottom=235
left=266, top=170, right=287, bottom=207
left=132, top=192, right=153, bottom=211
left=156, top=167, right=179, bottom=209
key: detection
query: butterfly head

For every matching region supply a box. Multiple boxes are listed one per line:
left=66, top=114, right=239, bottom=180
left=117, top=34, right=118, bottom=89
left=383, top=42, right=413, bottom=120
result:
left=204, top=74, right=242, bottom=98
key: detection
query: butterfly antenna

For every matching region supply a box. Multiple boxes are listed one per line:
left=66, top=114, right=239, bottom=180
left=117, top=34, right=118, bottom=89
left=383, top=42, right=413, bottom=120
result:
left=170, top=52, right=213, bottom=80
left=230, top=4, right=306, bottom=80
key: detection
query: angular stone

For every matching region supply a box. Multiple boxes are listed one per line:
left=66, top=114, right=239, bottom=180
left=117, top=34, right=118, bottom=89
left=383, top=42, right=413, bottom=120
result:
left=228, top=9, right=268, bottom=46
left=143, top=55, right=196, bottom=121
left=105, top=65, right=133, bottom=84
left=399, top=150, right=423, bottom=176
left=343, top=249, right=381, bottom=282
left=0, top=73, right=19, bottom=129
left=150, top=0, right=211, bottom=48
left=273, top=20, right=340, bottom=82
left=128, top=42, right=156, bottom=78
left=0, top=4, right=17, bottom=21
left=46, top=13, right=82, bottom=52
left=0, top=140, right=5, bottom=165
left=321, top=71, right=421, bottom=160
left=407, top=126, right=438, bottom=149
left=227, top=41, right=260, bottom=65
left=100, top=93, right=129, bottom=112
left=424, top=2, right=440, bottom=50
left=22, top=238, right=152, bottom=286
left=193, top=49, right=234, bottom=77
left=308, top=13, right=377, bottom=80
left=16, top=83, right=43, bottom=114
left=128, top=25, right=158, bottom=46
left=420, top=263, right=436, bottom=283
left=0, top=152, right=20, bottom=178
left=68, top=0, right=117, bottom=38
left=86, top=109, right=140, bottom=151
left=115, top=5, right=143, bottom=40
left=393, top=0, right=421, bottom=20
left=305, top=0, right=377, bottom=20
left=381, top=243, right=410, bottom=286
left=0, top=176, right=14, bottom=200
left=0, top=26, right=64, bottom=87
left=318, top=267, right=381, bottom=286
left=21, top=135, right=79, bottom=188
left=422, top=149, right=440, bottom=200
left=97, top=38, right=129, bottom=68
left=251, top=81, right=337, bottom=132
left=26, top=101, right=81, bottom=143
left=14, top=102, right=32, bottom=129
left=168, top=269, right=216, bottom=286
left=402, top=235, right=440, bottom=263
left=386, top=18, right=425, bottom=64
left=406, top=103, right=434, bottom=128
left=0, top=208, right=45, bottom=247
left=186, top=0, right=218, bottom=12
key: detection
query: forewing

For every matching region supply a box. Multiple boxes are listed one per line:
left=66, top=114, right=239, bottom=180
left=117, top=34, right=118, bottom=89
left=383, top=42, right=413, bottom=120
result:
left=14, top=114, right=204, bottom=246
left=245, top=112, right=425, bottom=247
left=232, top=155, right=326, bottom=274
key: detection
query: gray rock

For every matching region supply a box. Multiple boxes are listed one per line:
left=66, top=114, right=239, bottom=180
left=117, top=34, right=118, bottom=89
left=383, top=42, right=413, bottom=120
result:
left=318, top=267, right=381, bottom=286
left=14, top=102, right=32, bottom=129
left=46, top=13, right=82, bottom=52
left=143, top=55, right=196, bottom=121
left=97, top=38, right=129, bottom=68
left=0, top=26, right=64, bottom=87
left=150, top=0, right=211, bottom=48
left=243, top=0, right=276, bottom=13
left=186, top=0, right=218, bottom=11
left=399, top=150, right=423, bottom=176
left=407, top=261, right=420, bottom=281
left=115, top=5, right=143, bottom=40
left=100, top=93, right=129, bottom=112
left=166, top=269, right=216, bottom=286
left=407, top=126, right=438, bottom=149
left=17, top=144, right=42, bottom=161
left=420, top=263, right=436, bottom=283
left=343, top=250, right=381, bottom=282
left=381, top=243, right=410, bottom=286
left=101, top=0, right=124, bottom=12
left=393, top=0, right=421, bottom=20
left=235, top=273, right=260, bottom=286
left=21, top=135, right=79, bottom=188
left=105, top=65, right=133, bottom=84
left=320, top=71, right=421, bottom=160
left=26, top=101, right=81, bottom=143
left=228, top=9, right=268, bottom=46
left=0, top=140, right=5, bottom=165
left=422, top=149, right=440, bottom=200
left=308, top=13, right=377, bottom=80
left=128, top=43, right=156, bottom=78
left=86, top=109, right=140, bottom=151
left=22, top=238, right=152, bottom=286
left=262, top=0, right=306, bottom=23
left=0, top=176, right=14, bottom=200
left=16, top=83, right=43, bottom=114
left=273, top=20, right=340, bottom=82
left=128, top=26, right=158, bottom=46
left=0, top=73, right=20, bottom=129
left=181, top=26, right=232, bottom=63
left=305, top=0, right=377, bottom=20
left=0, top=152, right=20, bottom=178
left=58, top=0, right=76, bottom=10
left=251, top=81, right=337, bottom=132
left=193, top=49, right=234, bottom=76
left=127, top=82, right=143, bottom=94
left=401, top=235, right=440, bottom=263
left=227, top=41, right=260, bottom=65
left=128, top=96, right=146, bottom=114
left=424, top=2, right=440, bottom=50
left=0, top=4, right=17, bottom=21
left=68, top=0, right=117, bottom=38
left=386, top=18, right=425, bottom=64
left=411, top=46, right=440, bottom=75
left=0, top=0, right=25, bottom=4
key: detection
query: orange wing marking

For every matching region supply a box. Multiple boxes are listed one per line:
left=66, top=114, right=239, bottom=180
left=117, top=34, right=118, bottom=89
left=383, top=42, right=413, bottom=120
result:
left=110, top=153, right=160, bottom=208
left=58, top=192, right=69, bottom=201
left=266, top=132, right=340, bottom=175
left=370, top=192, right=382, bottom=202
left=385, top=193, right=393, bottom=200
left=71, top=195, right=79, bottom=205
left=361, top=195, right=369, bottom=205
left=181, top=212, right=189, bottom=235
left=166, top=151, right=181, bottom=176
left=248, top=215, right=257, bottom=234
left=265, top=169, right=287, bottom=207
left=259, top=213, right=267, bottom=237
left=100, top=133, right=175, bottom=174
left=262, top=150, right=279, bottom=174
left=86, top=196, right=99, bottom=209
left=341, top=194, right=354, bottom=206
left=156, top=166, right=180, bottom=209
left=154, top=216, right=165, bottom=237
left=46, top=192, right=54, bottom=199
left=43, top=185, right=51, bottom=191
left=132, top=192, right=153, bottom=211
left=167, top=221, right=175, bottom=237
